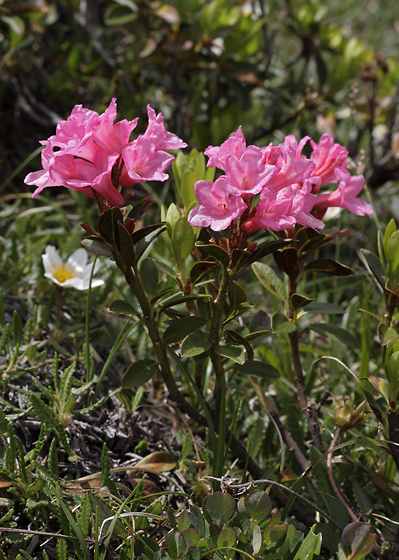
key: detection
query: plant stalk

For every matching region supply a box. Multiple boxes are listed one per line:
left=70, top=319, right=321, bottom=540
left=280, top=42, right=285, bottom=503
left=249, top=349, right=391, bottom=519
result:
left=287, top=276, right=323, bottom=452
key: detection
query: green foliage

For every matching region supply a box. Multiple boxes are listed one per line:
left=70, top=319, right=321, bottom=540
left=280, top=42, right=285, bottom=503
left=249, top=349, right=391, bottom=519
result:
left=3, top=1, right=399, bottom=556
left=338, top=522, right=377, bottom=560
left=0, top=408, right=56, bottom=520
left=137, top=490, right=322, bottom=560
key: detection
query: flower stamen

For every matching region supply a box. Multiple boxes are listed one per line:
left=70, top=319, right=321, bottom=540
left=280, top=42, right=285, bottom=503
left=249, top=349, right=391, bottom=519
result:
left=51, top=263, right=75, bottom=284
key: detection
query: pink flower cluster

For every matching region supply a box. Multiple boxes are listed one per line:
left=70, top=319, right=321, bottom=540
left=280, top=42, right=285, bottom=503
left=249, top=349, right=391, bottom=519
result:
left=25, top=99, right=187, bottom=207
left=188, top=128, right=372, bottom=233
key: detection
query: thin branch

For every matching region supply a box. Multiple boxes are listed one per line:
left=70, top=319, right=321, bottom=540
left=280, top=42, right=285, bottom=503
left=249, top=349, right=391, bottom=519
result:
left=0, top=527, right=78, bottom=541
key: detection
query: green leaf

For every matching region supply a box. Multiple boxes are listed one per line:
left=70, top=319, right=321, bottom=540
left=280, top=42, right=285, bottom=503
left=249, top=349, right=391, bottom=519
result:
left=131, top=223, right=166, bottom=245
left=163, top=316, right=207, bottom=344
left=244, top=490, right=272, bottom=520
left=293, top=525, right=322, bottom=559
left=215, top=343, right=246, bottom=364
left=296, top=227, right=326, bottom=253
left=349, top=524, right=377, bottom=559
left=303, top=258, right=355, bottom=276
left=252, top=262, right=287, bottom=301
left=140, top=258, right=159, bottom=297
left=263, top=524, right=288, bottom=550
left=204, top=492, right=236, bottom=526
left=12, top=311, right=23, bottom=346
left=108, top=299, right=136, bottom=315
left=190, top=261, right=218, bottom=285
left=57, top=536, right=68, bottom=560
left=166, top=203, right=182, bottom=235
left=56, top=490, right=91, bottom=560
left=60, top=361, right=76, bottom=404
left=307, top=323, right=359, bottom=348
left=271, top=312, right=296, bottom=334
left=231, top=248, right=252, bottom=271
left=273, top=247, right=299, bottom=277
left=217, top=526, right=237, bottom=548
left=291, top=293, right=315, bottom=311
left=104, top=3, right=138, bottom=26
left=150, top=287, right=175, bottom=305
left=252, top=523, right=262, bottom=554
left=236, top=361, right=280, bottom=379
left=172, top=216, right=195, bottom=264
left=386, top=351, right=399, bottom=399
left=182, top=528, right=199, bottom=546
left=378, top=323, right=399, bottom=346
left=0, top=290, right=5, bottom=328
left=98, top=207, right=123, bottom=247
left=341, top=522, right=377, bottom=558
left=181, top=170, right=200, bottom=209
left=48, top=438, right=59, bottom=478
left=181, top=331, right=210, bottom=357
left=25, top=422, right=47, bottom=463
left=77, top=493, right=91, bottom=536
left=223, top=302, right=253, bottom=324
left=122, top=359, right=158, bottom=388
left=29, top=393, right=56, bottom=429
left=225, top=329, right=254, bottom=361
left=167, top=532, right=188, bottom=560
left=195, top=241, right=229, bottom=266
left=100, top=442, right=112, bottom=488
left=129, top=196, right=154, bottom=220
left=249, top=239, right=292, bottom=264
left=383, top=218, right=396, bottom=256
left=386, top=230, right=399, bottom=278
left=360, top=249, right=385, bottom=288
left=88, top=493, right=126, bottom=536
left=178, top=510, right=190, bottom=532
left=365, top=376, right=389, bottom=403
left=305, top=301, right=344, bottom=315
left=158, top=294, right=212, bottom=314
left=117, top=222, right=135, bottom=268
left=0, top=323, right=11, bottom=356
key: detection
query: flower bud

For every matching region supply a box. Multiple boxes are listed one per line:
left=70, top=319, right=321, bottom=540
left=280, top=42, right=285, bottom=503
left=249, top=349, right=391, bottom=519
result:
left=334, top=399, right=368, bottom=431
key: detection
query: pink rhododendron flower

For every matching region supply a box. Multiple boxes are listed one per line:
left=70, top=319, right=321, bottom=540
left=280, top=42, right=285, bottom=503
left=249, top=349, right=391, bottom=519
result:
left=188, top=177, right=247, bottom=231
left=240, top=187, right=296, bottom=234
left=187, top=127, right=372, bottom=237
left=289, top=181, right=324, bottom=229
left=313, top=168, right=373, bottom=217
left=265, top=135, right=318, bottom=191
left=310, top=134, right=348, bottom=191
left=25, top=99, right=186, bottom=207
left=89, top=98, right=139, bottom=155
left=224, top=146, right=277, bottom=198
left=204, top=127, right=246, bottom=171
left=122, top=135, right=175, bottom=184
left=144, top=105, right=187, bottom=150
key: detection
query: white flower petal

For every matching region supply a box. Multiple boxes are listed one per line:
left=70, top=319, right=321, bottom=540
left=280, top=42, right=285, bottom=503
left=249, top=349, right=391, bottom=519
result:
left=67, top=248, right=88, bottom=272
left=44, top=271, right=62, bottom=286
left=42, top=245, right=62, bottom=274
left=88, top=278, right=105, bottom=288
left=82, top=260, right=100, bottom=281
left=61, top=277, right=85, bottom=290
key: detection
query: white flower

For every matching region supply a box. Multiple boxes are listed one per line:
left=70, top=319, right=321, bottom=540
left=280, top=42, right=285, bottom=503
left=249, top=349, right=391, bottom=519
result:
left=42, top=246, right=104, bottom=290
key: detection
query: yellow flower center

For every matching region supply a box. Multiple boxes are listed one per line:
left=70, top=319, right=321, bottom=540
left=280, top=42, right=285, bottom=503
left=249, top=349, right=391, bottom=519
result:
left=51, top=262, right=75, bottom=283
